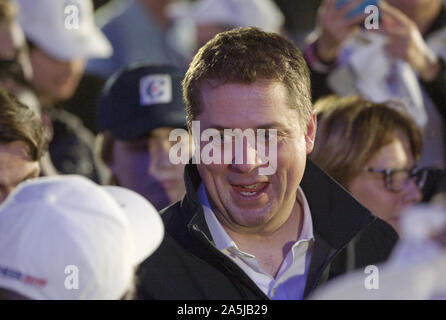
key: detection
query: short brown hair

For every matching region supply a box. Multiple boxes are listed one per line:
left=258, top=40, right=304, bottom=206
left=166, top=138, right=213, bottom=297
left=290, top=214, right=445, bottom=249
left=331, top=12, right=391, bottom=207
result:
left=0, top=88, right=48, bottom=160
left=183, top=27, right=312, bottom=129
left=311, top=95, right=423, bottom=186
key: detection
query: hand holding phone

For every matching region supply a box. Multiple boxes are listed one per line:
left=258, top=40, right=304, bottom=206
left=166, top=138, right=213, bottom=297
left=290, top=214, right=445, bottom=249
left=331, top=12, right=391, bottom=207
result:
left=336, top=0, right=380, bottom=19
left=313, top=0, right=369, bottom=62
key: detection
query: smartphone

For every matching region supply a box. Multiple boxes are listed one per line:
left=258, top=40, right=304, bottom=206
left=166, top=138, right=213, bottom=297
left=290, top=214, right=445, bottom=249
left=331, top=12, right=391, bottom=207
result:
left=336, top=0, right=380, bottom=19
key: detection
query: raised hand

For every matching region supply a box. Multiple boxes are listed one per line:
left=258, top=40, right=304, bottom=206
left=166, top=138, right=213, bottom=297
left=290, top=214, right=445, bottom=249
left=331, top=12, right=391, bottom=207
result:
left=315, top=0, right=369, bottom=62
left=377, top=1, right=441, bottom=81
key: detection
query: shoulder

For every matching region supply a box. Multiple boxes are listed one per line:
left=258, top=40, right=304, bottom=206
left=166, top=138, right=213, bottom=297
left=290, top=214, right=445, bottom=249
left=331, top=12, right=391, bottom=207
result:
left=355, top=218, right=399, bottom=262
left=342, top=218, right=399, bottom=271
left=49, top=109, right=95, bottom=149
left=159, top=200, right=184, bottom=227
left=327, top=218, right=398, bottom=282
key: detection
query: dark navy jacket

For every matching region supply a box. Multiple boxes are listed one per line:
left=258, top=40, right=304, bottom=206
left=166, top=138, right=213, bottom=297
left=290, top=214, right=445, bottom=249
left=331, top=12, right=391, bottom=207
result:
left=137, top=160, right=398, bottom=299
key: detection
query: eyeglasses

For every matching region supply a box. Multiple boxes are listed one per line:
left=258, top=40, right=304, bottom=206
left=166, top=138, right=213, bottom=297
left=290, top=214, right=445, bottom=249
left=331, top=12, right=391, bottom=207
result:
left=363, top=166, right=428, bottom=193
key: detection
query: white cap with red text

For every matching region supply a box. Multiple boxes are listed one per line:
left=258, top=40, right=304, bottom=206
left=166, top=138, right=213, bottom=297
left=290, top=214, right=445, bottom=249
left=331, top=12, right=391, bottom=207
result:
left=16, top=0, right=112, bottom=61
left=0, top=175, right=163, bottom=299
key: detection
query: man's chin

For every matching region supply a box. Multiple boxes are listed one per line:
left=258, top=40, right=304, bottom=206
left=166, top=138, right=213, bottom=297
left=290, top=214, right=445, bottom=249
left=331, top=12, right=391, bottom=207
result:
left=227, top=203, right=275, bottom=229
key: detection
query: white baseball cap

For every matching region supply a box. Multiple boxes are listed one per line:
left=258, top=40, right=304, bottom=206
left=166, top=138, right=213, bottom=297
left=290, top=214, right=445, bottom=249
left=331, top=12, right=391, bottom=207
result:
left=168, top=0, right=285, bottom=34
left=0, top=175, right=164, bottom=300
left=15, top=0, right=112, bottom=61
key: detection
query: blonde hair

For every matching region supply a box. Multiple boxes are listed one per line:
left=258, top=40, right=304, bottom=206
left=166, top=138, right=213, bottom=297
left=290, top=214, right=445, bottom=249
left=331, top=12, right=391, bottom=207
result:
left=311, top=95, right=422, bottom=187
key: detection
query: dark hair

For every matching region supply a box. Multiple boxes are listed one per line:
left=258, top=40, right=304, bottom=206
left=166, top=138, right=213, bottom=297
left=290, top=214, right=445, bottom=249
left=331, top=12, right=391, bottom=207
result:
left=183, top=27, right=312, bottom=129
left=0, top=88, right=48, bottom=160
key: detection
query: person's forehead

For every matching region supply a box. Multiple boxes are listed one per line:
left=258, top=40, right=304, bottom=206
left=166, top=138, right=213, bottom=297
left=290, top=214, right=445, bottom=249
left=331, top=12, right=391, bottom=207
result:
left=0, top=140, right=31, bottom=159
left=198, top=80, right=299, bottom=129
left=367, top=134, right=414, bottom=169
left=31, top=45, right=84, bottom=65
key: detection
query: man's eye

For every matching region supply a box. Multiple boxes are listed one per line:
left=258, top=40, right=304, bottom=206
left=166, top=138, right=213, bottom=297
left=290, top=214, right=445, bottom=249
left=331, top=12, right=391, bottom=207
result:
left=258, top=130, right=278, bottom=142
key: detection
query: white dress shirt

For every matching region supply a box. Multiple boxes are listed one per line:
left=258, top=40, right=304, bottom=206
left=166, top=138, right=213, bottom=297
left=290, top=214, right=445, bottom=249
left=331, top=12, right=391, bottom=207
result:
left=197, top=183, right=314, bottom=300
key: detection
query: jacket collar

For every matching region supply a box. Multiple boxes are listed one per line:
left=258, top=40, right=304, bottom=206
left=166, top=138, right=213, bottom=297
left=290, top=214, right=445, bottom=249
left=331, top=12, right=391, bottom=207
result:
left=181, top=162, right=213, bottom=240
left=181, top=158, right=375, bottom=249
left=180, top=159, right=376, bottom=298
left=300, top=159, right=375, bottom=249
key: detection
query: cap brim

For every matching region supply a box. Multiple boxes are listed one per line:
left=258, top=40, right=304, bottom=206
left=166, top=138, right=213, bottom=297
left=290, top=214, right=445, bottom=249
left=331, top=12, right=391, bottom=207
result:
left=111, top=108, right=187, bottom=141
left=103, top=186, right=164, bottom=265
left=27, top=26, right=112, bottom=61
left=81, top=28, right=113, bottom=59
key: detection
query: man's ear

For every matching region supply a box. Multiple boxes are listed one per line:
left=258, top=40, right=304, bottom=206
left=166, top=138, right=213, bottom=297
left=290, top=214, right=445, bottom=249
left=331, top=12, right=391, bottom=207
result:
left=305, top=111, right=317, bottom=155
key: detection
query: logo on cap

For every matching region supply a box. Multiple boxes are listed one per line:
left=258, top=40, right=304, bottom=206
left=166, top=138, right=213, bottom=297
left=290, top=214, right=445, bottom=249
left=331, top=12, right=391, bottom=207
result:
left=0, top=265, right=47, bottom=288
left=140, top=74, right=172, bottom=106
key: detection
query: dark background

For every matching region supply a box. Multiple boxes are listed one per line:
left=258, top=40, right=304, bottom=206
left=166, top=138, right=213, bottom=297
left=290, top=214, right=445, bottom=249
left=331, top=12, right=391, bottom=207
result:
left=92, top=0, right=322, bottom=40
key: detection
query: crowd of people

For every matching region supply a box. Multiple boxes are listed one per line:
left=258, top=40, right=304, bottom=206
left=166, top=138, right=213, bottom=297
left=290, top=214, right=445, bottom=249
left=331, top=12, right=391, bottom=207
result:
left=0, top=0, right=445, bottom=300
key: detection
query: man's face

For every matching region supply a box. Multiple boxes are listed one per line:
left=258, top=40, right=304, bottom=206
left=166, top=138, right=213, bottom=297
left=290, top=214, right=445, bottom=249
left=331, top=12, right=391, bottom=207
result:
left=29, top=47, right=85, bottom=106
left=0, top=141, right=40, bottom=204
left=196, top=80, right=316, bottom=234
left=109, top=127, right=190, bottom=210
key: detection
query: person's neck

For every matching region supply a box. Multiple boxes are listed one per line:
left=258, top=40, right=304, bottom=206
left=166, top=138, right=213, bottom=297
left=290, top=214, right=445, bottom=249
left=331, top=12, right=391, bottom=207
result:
left=223, top=198, right=304, bottom=278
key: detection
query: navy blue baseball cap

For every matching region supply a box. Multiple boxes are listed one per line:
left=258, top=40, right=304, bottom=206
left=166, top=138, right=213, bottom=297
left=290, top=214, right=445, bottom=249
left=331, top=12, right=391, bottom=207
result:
left=97, top=63, right=187, bottom=140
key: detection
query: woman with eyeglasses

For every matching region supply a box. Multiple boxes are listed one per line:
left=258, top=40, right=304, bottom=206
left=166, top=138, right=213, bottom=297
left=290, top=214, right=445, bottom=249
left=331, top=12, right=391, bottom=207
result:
left=311, top=95, right=426, bottom=235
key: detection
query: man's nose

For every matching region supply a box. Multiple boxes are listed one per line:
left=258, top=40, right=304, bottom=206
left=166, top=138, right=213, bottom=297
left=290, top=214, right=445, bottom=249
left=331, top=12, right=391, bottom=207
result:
left=229, top=139, right=264, bottom=174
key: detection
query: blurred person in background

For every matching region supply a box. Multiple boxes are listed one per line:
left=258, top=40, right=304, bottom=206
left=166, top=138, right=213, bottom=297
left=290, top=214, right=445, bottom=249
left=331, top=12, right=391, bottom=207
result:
left=0, top=0, right=57, bottom=176
left=87, top=0, right=188, bottom=78
left=310, top=201, right=446, bottom=299
left=311, top=95, right=426, bottom=235
left=0, top=0, right=31, bottom=91
left=0, top=175, right=164, bottom=300
left=96, top=64, right=191, bottom=210
left=0, top=0, right=40, bottom=117
left=15, top=0, right=112, bottom=182
left=304, top=0, right=446, bottom=169
left=0, top=88, right=48, bottom=204
left=166, top=0, right=285, bottom=63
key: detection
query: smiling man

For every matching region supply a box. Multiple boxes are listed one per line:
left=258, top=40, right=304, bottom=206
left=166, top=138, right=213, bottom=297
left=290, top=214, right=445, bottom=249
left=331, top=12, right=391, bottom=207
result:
left=136, top=27, right=399, bottom=300
left=0, top=88, right=48, bottom=204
